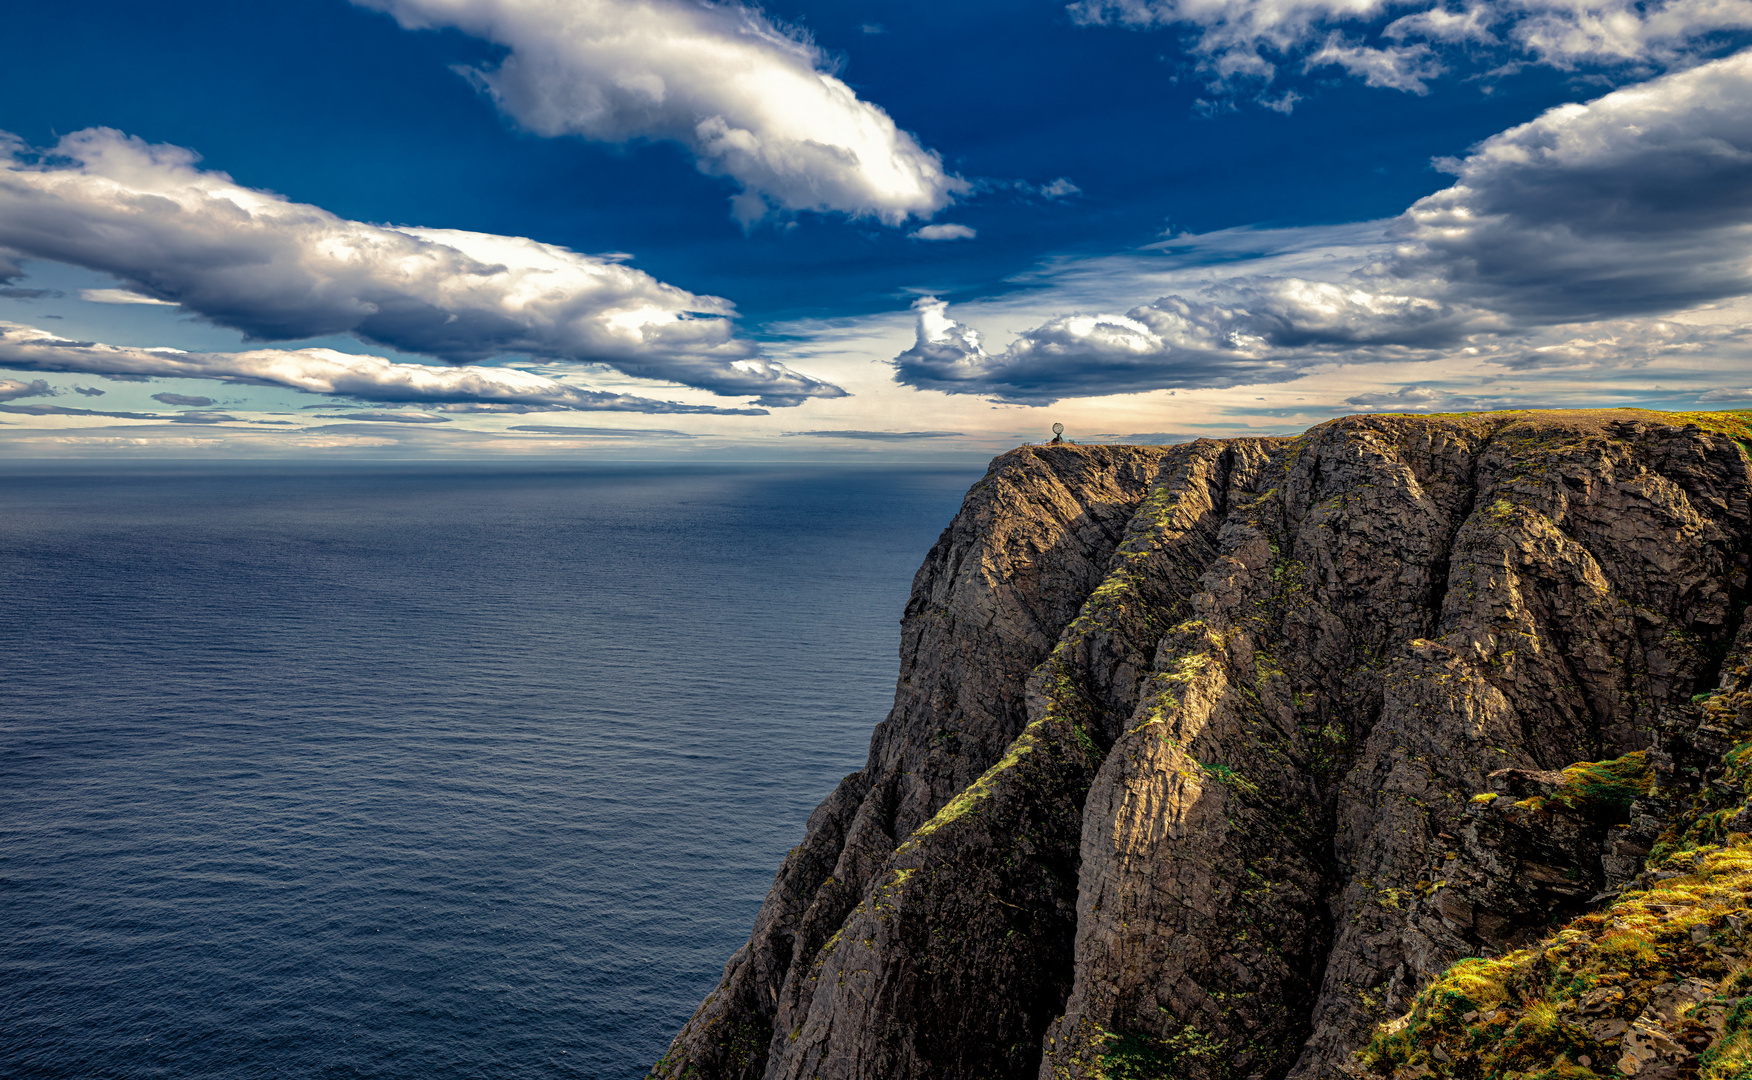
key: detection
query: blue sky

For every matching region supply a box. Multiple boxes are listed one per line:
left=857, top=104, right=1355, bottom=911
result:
left=2, top=0, right=1750, bottom=458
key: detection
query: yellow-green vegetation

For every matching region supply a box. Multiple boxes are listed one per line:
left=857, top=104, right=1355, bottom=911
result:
left=1360, top=841, right=1752, bottom=1078
left=1359, top=659, right=1752, bottom=1080
left=907, top=720, right=1045, bottom=841
left=1335, top=407, right=1751, bottom=442
left=1035, top=469, right=1205, bottom=731
left=1200, top=760, right=1261, bottom=798
left=1647, top=408, right=1752, bottom=442
left=1093, top=1026, right=1228, bottom=1080
left=1514, top=752, right=1653, bottom=823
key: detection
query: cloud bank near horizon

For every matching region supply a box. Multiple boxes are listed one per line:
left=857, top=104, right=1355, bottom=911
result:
left=0, top=128, right=844, bottom=406
left=0, top=323, right=769, bottom=415
left=356, top=0, right=965, bottom=226
left=896, top=50, right=1752, bottom=402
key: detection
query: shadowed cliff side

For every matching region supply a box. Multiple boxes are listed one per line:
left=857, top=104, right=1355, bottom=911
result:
left=652, top=410, right=1752, bottom=1080
left=651, top=445, right=1175, bottom=1080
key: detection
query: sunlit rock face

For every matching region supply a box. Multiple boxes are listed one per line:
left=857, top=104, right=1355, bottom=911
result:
left=652, top=409, right=1752, bottom=1080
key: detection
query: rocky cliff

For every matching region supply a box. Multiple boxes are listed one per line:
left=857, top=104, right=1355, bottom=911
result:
left=651, top=409, right=1752, bottom=1080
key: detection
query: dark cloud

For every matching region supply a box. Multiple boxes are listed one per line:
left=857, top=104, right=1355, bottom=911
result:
left=0, top=287, right=61, bottom=299
left=0, top=402, right=162, bottom=419
left=0, top=400, right=241, bottom=423
left=1384, top=51, right=1752, bottom=321
left=151, top=392, right=216, bottom=406
left=73, top=386, right=104, bottom=396
left=0, top=377, right=54, bottom=401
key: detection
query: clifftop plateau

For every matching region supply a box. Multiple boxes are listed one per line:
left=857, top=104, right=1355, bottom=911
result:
left=652, top=409, right=1752, bottom=1080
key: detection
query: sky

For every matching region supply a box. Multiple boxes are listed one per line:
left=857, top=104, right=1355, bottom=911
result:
left=2, top=0, right=1751, bottom=460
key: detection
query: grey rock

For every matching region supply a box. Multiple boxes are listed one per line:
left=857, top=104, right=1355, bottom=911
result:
left=652, top=411, right=1752, bottom=1080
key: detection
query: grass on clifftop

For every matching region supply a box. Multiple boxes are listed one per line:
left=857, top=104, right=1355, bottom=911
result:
left=1328, top=407, right=1752, bottom=443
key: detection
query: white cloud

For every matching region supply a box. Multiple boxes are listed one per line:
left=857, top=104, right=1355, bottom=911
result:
left=1304, top=35, right=1443, bottom=92
left=893, top=51, right=1752, bottom=401
left=1040, top=178, right=1082, bottom=199
left=1069, top=0, right=1752, bottom=93
left=0, top=322, right=769, bottom=414
left=79, top=288, right=177, bottom=305
left=356, top=0, right=964, bottom=225
left=910, top=223, right=978, bottom=241
left=0, top=128, right=844, bottom=406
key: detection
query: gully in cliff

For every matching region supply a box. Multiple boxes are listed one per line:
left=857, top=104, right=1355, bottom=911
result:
left=653, top=408, right=1752, bottom=1080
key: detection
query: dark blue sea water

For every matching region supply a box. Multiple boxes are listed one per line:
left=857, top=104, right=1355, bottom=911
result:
left=0, top=463, right=979, bottom=1079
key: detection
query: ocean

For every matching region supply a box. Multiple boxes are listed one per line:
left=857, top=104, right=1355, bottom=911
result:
left=0, top=463, right=980, bottom=1079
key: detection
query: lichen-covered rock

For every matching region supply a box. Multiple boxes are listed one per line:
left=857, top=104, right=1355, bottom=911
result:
left=652, top=409, right=1752, bottom=1080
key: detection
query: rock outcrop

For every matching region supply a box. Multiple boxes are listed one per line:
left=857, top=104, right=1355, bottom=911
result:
left=1355, top=617, right=1752, bottom=1080
left=652, top=409, right=1752, bottom=1080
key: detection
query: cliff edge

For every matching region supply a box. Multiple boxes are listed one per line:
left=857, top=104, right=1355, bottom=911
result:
left=651, top=409, right=1752, bottom=1080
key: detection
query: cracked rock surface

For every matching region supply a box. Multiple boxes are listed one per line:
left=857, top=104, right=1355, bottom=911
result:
left=651, top=410, right=1752, bottom=1080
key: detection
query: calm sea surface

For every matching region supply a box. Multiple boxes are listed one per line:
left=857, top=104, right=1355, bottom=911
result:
left=0, top=463, right=979, bottom=1079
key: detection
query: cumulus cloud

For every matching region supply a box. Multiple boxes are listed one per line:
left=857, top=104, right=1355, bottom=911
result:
left=894, top=51, right=1752, bottom=402
left=0, top=322, right=769, bottom=415
left=1069, top=0, right=1752, bottom=93
left=0, top=377, right=53, bottom=401
left=356, top=0, right=963, bottom=225
left=73, top=385, right=104, bottom=396
left=910, top=223, right=977, bottom=241
left=0, top=128, right=844, bottom=406
left=151, top=393, right=216, bottom=406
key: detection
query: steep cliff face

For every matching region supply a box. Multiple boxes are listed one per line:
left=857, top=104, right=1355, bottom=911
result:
left=653, top=410, right=1752, bottom=1080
